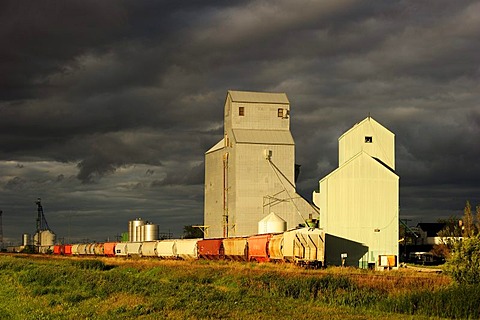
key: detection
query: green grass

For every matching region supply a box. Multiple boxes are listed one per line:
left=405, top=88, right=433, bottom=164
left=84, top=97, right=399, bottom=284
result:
left=0, top=254, right=474, bottom=319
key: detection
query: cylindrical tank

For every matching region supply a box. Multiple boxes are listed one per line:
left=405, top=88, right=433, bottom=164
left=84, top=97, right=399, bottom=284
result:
left=41, top=230, right=56, bottom=246
left=143, top=223, right=159, bottom=242
left=129, top=218, right=145, bottom=242
left=33, top=230, right=56, bottom=247
left=258, top=212, right=287, bottom=234
left=128, top=221, right=133, bottom=242
left=22, top=233, right=30, bottom=246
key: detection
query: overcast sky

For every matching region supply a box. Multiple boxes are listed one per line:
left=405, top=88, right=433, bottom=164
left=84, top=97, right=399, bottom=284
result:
left=1, top=0, right=479, bottom=244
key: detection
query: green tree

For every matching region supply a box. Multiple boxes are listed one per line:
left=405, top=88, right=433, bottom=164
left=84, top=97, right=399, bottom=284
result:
left=476, top=204, right=480, bottom=233
left=183, top=225, right=204, bottom=239
left=444, top=235, right=480, bottom=285
left=462, top=200, right=476, bottom=237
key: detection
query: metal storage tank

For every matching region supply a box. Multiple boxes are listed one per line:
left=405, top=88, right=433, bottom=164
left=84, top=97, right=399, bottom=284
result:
left=22, top=233, right=30, bottom=246
left=41, top=230, right=56, bottom=246
left=156, top=240, right=176, bottom=258
left=141, top=241, right=158, bottom=257
left=33, top=230, right=56, bottom=247
left=129, top=218, right=145, bottom=242
left=143, top=223, right=159, bottom=242
left=175, top=239, right=200, bottom=260
left=258, top=212, right=286, bottom=234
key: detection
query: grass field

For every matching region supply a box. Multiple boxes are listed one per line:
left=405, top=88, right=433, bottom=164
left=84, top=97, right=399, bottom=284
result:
left=0, top=254, right=477, bottom=319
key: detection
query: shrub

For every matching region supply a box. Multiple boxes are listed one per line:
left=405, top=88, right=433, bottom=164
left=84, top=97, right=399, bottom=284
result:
left=444, top=235, right=480, bottom=285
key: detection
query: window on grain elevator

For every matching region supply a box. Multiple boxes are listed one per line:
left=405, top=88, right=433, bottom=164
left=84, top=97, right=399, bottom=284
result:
left=239, top=106, right=245, bottom=116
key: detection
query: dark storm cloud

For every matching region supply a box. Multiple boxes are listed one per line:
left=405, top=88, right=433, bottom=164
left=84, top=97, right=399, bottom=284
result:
left=0, top=0, right=479, bottom=243
left=151, top=162, right=204, bottom=187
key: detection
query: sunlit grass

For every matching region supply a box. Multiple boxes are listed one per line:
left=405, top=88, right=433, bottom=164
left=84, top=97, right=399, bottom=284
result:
left=0, top=254, right=472, bottom=319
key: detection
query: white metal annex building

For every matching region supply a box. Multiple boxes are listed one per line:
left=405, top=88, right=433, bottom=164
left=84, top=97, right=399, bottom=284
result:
left=313, top=117, right=399, bottom=268
left=204, top=90, right=314, bottom=238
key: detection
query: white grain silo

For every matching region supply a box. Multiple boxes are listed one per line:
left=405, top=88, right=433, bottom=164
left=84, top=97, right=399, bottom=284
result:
left=258, top=212, right=287, bottom=234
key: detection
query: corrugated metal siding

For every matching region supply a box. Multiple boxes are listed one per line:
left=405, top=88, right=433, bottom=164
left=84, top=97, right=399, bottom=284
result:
left=339, top=117, right=395, bottom=170
left=204, top=146, right=225, bottom=238
left=316, top=152, right=398, bottom=265
left=232, top=129, right=294, bottom=145
left=232, top=143, right=305, bottom=237
left=205, top=90, right=309, bottom=238
left=228, top=90, right=289, bottom=104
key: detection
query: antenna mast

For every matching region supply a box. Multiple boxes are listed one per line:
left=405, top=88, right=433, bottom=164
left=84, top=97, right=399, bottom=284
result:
left=36, top=198, right=50, bottom=232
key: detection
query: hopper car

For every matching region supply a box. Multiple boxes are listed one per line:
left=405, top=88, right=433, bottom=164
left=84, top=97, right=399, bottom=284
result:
left=50, top=227, right=325, bottom=268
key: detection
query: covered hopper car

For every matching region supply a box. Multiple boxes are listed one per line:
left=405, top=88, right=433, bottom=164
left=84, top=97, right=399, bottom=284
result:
left=52, top=227, right=325, bottom=267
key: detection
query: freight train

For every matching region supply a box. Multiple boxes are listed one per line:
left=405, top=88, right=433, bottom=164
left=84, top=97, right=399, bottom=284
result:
left=49, top=227, right=325, bottom=268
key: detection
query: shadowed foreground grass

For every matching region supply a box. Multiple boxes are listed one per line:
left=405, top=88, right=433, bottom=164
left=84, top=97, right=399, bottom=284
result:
left=0, top=254, right=476, bottom=319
